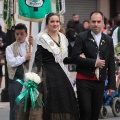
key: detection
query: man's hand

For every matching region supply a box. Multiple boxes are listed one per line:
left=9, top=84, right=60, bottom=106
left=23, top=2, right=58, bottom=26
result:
left=95, top=59, right=105, bottom=68
left=25, top=52, right=32, bottom=60
left=80, top=53, right=86, bottom=58
left=28, top=36, right=34, bottom=45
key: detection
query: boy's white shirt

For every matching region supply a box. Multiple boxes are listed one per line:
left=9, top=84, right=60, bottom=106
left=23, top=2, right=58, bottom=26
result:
left=6, top=42, right=27, bottom=67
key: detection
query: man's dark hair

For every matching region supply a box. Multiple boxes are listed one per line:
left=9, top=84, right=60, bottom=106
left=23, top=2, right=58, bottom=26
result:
left=83, top=19, right=89, bottom=24
left=15, top=23, right=27, bottom=33
left=90, top=11, right=104, bottom=20
left=73, top=14, right=79, bottom=16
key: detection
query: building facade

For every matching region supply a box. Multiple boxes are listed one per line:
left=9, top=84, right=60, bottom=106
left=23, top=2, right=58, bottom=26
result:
left=0, top=0, right=120, bottom=31
left=64, top=0, right=120, bottom=27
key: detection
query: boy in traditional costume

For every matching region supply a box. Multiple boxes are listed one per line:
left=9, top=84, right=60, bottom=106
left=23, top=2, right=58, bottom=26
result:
left=6, top=23, right=33, bottom=120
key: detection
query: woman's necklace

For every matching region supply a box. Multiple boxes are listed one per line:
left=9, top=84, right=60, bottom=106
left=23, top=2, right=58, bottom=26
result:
left=47, top=33, right=62, bottom=52
left=48, top=33, right=61, bottom=47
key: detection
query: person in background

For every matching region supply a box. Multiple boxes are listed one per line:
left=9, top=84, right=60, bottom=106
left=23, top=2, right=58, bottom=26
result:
left=59, top=27, right=66, bottom=35
left=112, top=16, right=120, bottom=94
left=110, top=16, right=119, bottom=36
left=67, top=14, right=84, bottom=34
left=72, top=11, right=116, bottom=120
left=103, top=18, right=113, bottom=36
left=112, top=16, right=120, bottom=46
left=116, top=71, right=120, bottom=93
left=66, top=20, right=77, bottom=57
left=66, top=20, right=77, bottom=71
left=72, top=14, right=84, bottom=34
left=0, top=25, right=6, bottom=88
left=6, top=23, right=33, bottom=120
left=83, top=19, right=90, bottom=31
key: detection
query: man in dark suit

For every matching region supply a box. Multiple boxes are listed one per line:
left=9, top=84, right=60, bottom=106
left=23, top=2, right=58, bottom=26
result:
left=72, top=11, right=116, bottom=120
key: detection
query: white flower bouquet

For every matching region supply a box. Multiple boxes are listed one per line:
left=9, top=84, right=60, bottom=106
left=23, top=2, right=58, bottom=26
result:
left=15, top=72, right=44, bottom=112
left=25, top=72, right=41, bottom=84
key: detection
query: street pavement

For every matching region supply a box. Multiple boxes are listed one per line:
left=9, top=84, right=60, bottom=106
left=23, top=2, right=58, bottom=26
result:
left=0, top=72, right=120, bottom=120
left=0, top=75, right=9, bottom=120
left=0, top=102, right=9, bottom=120
left=99, top=106, right=120, bottom=120
left=0, top=102, right=120, bottom=120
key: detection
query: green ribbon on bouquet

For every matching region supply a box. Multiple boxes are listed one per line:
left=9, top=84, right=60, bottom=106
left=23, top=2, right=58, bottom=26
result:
left=15, top=79, right=44, bottom=112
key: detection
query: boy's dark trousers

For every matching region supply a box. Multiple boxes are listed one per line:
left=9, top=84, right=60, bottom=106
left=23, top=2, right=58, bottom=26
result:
left=8, top=78, right=23, bottom=120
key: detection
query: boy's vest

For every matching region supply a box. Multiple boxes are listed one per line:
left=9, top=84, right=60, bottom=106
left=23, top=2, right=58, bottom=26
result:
left=7, top=41, right=29, bottom=80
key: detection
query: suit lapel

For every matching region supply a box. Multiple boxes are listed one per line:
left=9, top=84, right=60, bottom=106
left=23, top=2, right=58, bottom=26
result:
left=88, top=31, right=106, bottom=48
left=88, top=31, right=97, bottom=46
left=99, top=33, right=106, bottom=49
